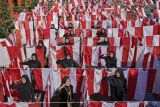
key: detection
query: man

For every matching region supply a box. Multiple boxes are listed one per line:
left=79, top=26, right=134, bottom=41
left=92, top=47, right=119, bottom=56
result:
left=21, top=53, right=41, bottom=68
left=56, top=54, right=80, bottom=68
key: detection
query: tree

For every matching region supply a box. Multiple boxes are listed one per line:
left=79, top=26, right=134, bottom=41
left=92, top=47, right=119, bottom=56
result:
left=0, top=0, right=15, bottom=38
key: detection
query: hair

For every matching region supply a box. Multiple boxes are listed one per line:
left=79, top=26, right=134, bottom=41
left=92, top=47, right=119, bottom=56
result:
left=65, top=37, right=70, bottom=41
left=69, top=23, right=73, bottom=25
left=22, top=75, right=31, bottom=84
left=31, top=53, right=37, bottom=58
left=115, top=68, right=125, bottom=80
left=61, top=76, right=70, bottom=86
left=109, top=51, right=115, bottom=57
left=38, top=40, right=44, bottom=46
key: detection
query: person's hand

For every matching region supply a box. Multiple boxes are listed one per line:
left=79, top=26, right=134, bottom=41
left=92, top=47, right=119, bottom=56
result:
left=14, top=79, right=21, bottom=84
left=99, top=54, right=104, bottom=59
left=60, top=84, right=65, bottom=90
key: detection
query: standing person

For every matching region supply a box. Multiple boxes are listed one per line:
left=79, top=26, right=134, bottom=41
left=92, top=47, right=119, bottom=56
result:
left=57, top=76, right=73, bottom=107
left=21, top=53, right=44, bottom=103
left=21, top=53, right=41, bottom=68
left=37, top=40, right=48, bottom=68
left=10, top=75, right=35, bottom=102
left=99, top=51, right=117, bottom=68
left=103, top=70, right=127, bottom=101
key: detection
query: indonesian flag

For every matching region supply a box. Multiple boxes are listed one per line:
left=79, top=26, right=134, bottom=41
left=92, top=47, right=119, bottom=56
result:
left=85, top=68, right=110, bottom=99
left=43, top=75, right=51, bottom=107
left=2, top=68, right=21, bottom=101
left=1, top=101, right=160, bottom=107
left=0, top=72, right=4, bottom=102
left=84, top=37, right=121, bottom=46
left=26, top=46, right=47, bottom=68
left=143, top=26, right=153, bottom=37
left=49, top=45, right=80, bottom=68
left=88, top=101, right=145, bottom=107
left=7, top=46, right=26, bottom=68
left=18, top=12, right=26, bottom=21
left=83, top=46, right=122, bottom=67
left=124, top=68, right=159, bottom=100
left=0, top=47, right=11, bottom=67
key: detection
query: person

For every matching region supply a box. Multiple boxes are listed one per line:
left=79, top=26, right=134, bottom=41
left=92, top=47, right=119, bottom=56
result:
left=50, top=24, right=58, bottom=36
left=63, top=30, right=76, bottom=38
left=57, top=38, right=73, bottom=46
left=68, top=23, right=74, bottom=29
left=99, top=51, right=117, bottom=68
left=37, top=40, right=47, bottom=59
left=97, top=37, right=110, bottom=46
left=69, top=30, right=76, bottom=37
left=37, top=40, right=48, bottom=68
left=10, top=75, right=35, bottom=102
left=21, top=53, right=41, bottom=68
left=57, top=76, right=73, bottom=107
left=51, top=24, right=56, bottom=29
left=56, top=54, right=80, bottom=68
left=21, top=53, right=41, bottom=101
left=97, top=28, right=107, bottom=37
left=102, top=70, right=127, bottom=101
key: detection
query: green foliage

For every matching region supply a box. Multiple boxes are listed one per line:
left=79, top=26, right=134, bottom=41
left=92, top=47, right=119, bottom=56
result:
left=0, top=0, right=15, bottom=38
left=31, top=0, right=39, bottom=9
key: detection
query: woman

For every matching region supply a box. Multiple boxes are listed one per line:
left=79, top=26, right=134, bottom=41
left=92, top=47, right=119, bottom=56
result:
left=56, top=54, right=80, bottom=68
left=103, top=70, right=127, bottom=101
left=97, top=28, right=107, bottom=37
left=57, top=76, right=73, bottom=107
left=99, top=51, right=117, bottom=68
left=10, top=75, right=35, bottom=102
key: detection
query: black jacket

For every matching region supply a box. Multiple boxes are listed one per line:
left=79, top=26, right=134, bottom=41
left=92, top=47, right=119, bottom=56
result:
left=63, top=34, right=76, bottom=38
left=97, top=32, right=107, bottom=37
left=10, top=75, right=35, bottom=102
left=97, top=41, right=110, bottom=46
left=103, top=74, right=127, bottom=101
left=57, top=42, right=73, bottom=46
left=56, top=58, right=80, bottom=68
left=100, top=56, right=117, bottom=68
left=22, top=60, right=41, bottom=68
left=59, top=85, right=73, bottom=107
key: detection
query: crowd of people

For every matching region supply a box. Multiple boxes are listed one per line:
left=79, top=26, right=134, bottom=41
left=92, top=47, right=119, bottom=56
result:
left=0, top=0, right=160, bottom=107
